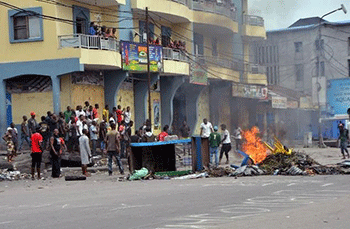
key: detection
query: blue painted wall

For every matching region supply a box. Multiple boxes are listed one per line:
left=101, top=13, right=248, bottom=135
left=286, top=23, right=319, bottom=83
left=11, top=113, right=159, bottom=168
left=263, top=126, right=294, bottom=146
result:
left=327, top=78, right=350, bottom=115
left=119, top=0, right=134, bottom=41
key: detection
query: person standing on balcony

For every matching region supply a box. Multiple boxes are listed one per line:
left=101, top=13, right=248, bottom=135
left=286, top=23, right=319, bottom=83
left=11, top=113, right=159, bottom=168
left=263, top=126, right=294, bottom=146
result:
left=89, top=22, right=96, bottom=35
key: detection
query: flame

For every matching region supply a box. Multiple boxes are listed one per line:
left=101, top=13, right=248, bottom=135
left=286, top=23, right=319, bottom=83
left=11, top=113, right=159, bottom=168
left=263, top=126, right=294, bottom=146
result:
left=242, top=126, right=268, bottom=164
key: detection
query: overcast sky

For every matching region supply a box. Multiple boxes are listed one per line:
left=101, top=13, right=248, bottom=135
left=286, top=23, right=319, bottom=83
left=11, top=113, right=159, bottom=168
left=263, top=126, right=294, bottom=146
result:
left=248, top=0, right=350, bottom=30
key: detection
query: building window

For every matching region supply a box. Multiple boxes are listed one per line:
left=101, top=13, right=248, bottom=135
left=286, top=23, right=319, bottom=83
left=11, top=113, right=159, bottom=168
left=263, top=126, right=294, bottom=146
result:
left=73, top=6, right=90, bottom=34
left=294, top=42, right=303, bottom=53
left=295, top=64, right=304, bottom=81
left=139, top=21, right=155, bottom=43
left=212, top=38, right=217, bottom=56
left=8, top=7, right=43, bottom=43
left=315, top=39, right=324, bottom=50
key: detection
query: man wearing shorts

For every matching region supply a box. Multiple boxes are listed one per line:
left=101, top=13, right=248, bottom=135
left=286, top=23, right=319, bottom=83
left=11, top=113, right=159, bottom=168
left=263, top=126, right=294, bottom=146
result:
left=31, top=127, right=43, bottom=180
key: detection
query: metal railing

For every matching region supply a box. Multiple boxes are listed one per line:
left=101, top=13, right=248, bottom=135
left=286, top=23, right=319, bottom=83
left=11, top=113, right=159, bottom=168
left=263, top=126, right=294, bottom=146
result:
left=243, top=15, right=264, bottom=27
left=58, top=34, right=119, bottom=51
left=192, top=0, right=236, bottom=20
left=163, top=47, right=188, bottom=62
left=246, top=64, right=265, bottom=74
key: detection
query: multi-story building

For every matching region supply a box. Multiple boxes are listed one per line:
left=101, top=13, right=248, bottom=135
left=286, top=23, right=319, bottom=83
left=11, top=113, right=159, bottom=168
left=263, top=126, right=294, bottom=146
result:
left=252, top=17, right=350, bottom=108
left=0, top=0, right=266, bottom=136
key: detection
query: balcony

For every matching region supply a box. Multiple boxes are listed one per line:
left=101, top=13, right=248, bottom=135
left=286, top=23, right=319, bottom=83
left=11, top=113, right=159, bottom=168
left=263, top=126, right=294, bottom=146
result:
left=192, top=0, right=236, bottom=20
left=162, top=48, right=190, bottom=75
left=244, top=15, right=264, bottom=27
left=58, top=34, right=121, bottom=69
left=243, top=15, right=266, bottom=39
left=246, top=64, right=267, bottom=85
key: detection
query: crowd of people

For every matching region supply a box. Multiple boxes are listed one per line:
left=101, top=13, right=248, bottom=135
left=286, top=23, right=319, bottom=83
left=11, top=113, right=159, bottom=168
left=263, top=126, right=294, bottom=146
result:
left=2, top=100, right=187, bottom=180
left=88, top=22, right=117, bottom=39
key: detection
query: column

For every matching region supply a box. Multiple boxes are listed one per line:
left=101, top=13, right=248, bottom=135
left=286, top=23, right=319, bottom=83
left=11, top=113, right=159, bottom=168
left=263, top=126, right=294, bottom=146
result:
left=134, top=73, right=159, bottom=129
left=160, top=76, right=184, bottom=128
left=184, top=84, right=205, bottom=136
left=0, top=80, right=7, bottom=134
left=119, top=0, right=134, bottom=41
left=51, top=76, right=61, bottom=114
left=104, top=71, right=128, bottom=108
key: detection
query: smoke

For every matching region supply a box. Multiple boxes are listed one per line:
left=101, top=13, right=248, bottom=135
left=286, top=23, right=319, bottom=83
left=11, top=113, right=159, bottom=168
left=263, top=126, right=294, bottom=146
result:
left=248, top=0, right=350, bottom=30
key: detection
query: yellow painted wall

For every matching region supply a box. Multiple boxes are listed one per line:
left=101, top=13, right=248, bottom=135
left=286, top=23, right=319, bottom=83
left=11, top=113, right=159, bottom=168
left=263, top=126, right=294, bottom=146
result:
left=80, top=49, right=121, bottom=68
left=163, top=60, right=190, bottom=75
left=60, top=74, right=72, bottom=112
left=244, top=25, right=266, bottom=39
left=207, top=66, right=240, bottom=82
left=71, top=84, right=105, bottom=119
left=116, top=82, right=135, bottom=133
left=194, top=87, right=210, bottom=135
left=247, top=73, right=267, bottom=85
left=12, top=92, right=53, bottom=124
left=218, top=87, right=231, bottom=131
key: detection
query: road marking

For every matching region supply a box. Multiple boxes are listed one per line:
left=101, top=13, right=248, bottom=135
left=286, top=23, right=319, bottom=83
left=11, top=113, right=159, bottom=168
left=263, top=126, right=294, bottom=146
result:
left=287, top=183, right=296, bottom=186
left=111, top=204, right=151, bottom=211
left=262, top=183, right=273, bottom=186
left=0, top=221, right=13, bottom=225
left=321, top=183, right=333, bottom=187
left=62, top=204, right=68, bottom=209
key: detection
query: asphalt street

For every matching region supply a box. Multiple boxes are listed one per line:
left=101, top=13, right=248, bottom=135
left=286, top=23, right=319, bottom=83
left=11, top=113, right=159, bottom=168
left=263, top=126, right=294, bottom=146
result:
left=1, top=174, right=350, bottom=229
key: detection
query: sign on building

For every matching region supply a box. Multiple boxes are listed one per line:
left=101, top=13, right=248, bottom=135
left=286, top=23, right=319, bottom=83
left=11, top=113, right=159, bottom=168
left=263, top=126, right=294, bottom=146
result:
left=232, top=83, right=268, bottom=100
left=121, top=41, right=163, bottom=72
left=272, top=96, right=287, bottom=109
left=190, top=63, right=208, bottom=85
left=287, top=100, right=299, bottom=109
left=327, top=78, right=350, bottom=115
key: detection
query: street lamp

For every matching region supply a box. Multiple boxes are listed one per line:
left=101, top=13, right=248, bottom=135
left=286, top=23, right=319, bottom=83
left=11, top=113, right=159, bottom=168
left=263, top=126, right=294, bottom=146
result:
left=317, top=4, right=347, bottom=148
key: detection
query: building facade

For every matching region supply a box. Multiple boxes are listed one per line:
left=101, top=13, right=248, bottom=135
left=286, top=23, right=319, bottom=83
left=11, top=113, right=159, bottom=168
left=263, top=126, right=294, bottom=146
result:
left=0, top=0, right=266, bottom=136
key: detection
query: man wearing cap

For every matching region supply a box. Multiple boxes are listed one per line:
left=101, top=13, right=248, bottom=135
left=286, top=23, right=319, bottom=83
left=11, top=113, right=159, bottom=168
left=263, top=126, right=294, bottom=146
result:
left=209, top=126, right=221, bottom=168
left=31, top=126, right=43, bottom=180
left=28, top=112, right=38, bottom=137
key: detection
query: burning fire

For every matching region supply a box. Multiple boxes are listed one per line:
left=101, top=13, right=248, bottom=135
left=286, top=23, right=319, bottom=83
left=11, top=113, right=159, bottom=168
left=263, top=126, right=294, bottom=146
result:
left=242, top=126, right=268, bottom=164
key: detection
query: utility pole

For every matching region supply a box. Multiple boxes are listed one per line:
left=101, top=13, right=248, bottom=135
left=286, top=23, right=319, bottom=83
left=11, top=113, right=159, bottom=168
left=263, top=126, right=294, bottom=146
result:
left=145, top=7, right=152, bottom=125
left=316, top=4, right=347, bottom=148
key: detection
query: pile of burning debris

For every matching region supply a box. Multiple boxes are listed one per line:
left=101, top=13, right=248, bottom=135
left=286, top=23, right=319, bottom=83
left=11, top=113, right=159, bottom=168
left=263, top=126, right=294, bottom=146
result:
left=224, top=127, right=345, bottom=177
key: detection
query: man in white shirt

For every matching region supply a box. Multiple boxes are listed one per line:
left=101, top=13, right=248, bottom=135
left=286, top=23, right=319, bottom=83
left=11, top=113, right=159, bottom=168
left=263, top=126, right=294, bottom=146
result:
left=76, top=115, right=85, bottom=137
left=200, top=118, right=214, bottom=168
left=75, top=105, right=86, bottom=119
left=124, top=106, right=131, bottom=126
left=220, top=124, right=232, bottom=165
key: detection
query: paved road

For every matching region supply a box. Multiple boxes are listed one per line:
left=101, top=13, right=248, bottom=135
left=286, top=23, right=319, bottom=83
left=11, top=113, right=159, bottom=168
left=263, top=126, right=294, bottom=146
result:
left=1, top=174, right=350, bottom=229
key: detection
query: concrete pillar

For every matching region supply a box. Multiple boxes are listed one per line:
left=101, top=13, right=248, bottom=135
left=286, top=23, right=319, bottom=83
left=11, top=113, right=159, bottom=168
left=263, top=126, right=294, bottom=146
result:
left=209, top=83, right=220, bottom=126
left=51, top=75, right=61, bottom=114
left=119, top=0, right=134, bottom=41
left=160, top=76, right=184, bottom=128
left=184, top=84, right=205, bottom=136
left=134, top=73, right=159, bottom=129
left=0, top=80, right=6, bottom=135
left=104, top=71, right=128, bottom=108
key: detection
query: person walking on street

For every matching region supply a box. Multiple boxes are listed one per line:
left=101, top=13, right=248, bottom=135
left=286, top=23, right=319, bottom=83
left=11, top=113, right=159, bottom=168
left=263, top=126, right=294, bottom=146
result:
left=2, top=128, right=15, bottom=162
left=19, top=115, right=31, bottom=151
left=79, top=129, right=92, bottom=176
left=9, top=123, right=18, bottom=156
left=30, top=127, right=43, bottom=180
left=50, top=129, right=62, bottom=178
left=220, top=124, right=232, bottom=165
left=338, top=124, right=350, bottom=159
left=28, top=112, right=38, bottom=137
left=209, top=126, right=221, bottom=168
left=89, top=120, right=98, bottom=156
left=106, top=123, right=124, bottom=175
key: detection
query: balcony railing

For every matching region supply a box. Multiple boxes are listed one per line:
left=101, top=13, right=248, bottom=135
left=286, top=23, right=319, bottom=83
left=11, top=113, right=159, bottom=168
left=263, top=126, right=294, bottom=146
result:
left=246, top=64, right=265, bottom=74
left=196, top=55, right=244, bottom=72
left=243, top=15, right=264, bottom=27
left=58, top=34, right=119, bottom=51
left=192, top=0, right=236, bottom=20
left=163, top=48, right=189, bottom=62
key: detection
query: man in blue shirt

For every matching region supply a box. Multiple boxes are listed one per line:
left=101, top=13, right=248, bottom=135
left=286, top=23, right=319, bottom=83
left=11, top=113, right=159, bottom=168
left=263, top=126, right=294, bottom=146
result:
left=89, top=22, right=96, bottom=35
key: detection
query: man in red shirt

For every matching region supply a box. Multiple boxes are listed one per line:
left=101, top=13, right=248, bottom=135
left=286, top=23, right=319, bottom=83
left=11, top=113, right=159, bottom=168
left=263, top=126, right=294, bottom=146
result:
left=158, top=125, right=169, bottom=142
left=31, top=126, right=43, bottom=180
left=93, top=103, right=99, bottom=120
left=116, top=105, right=123, bottom=128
